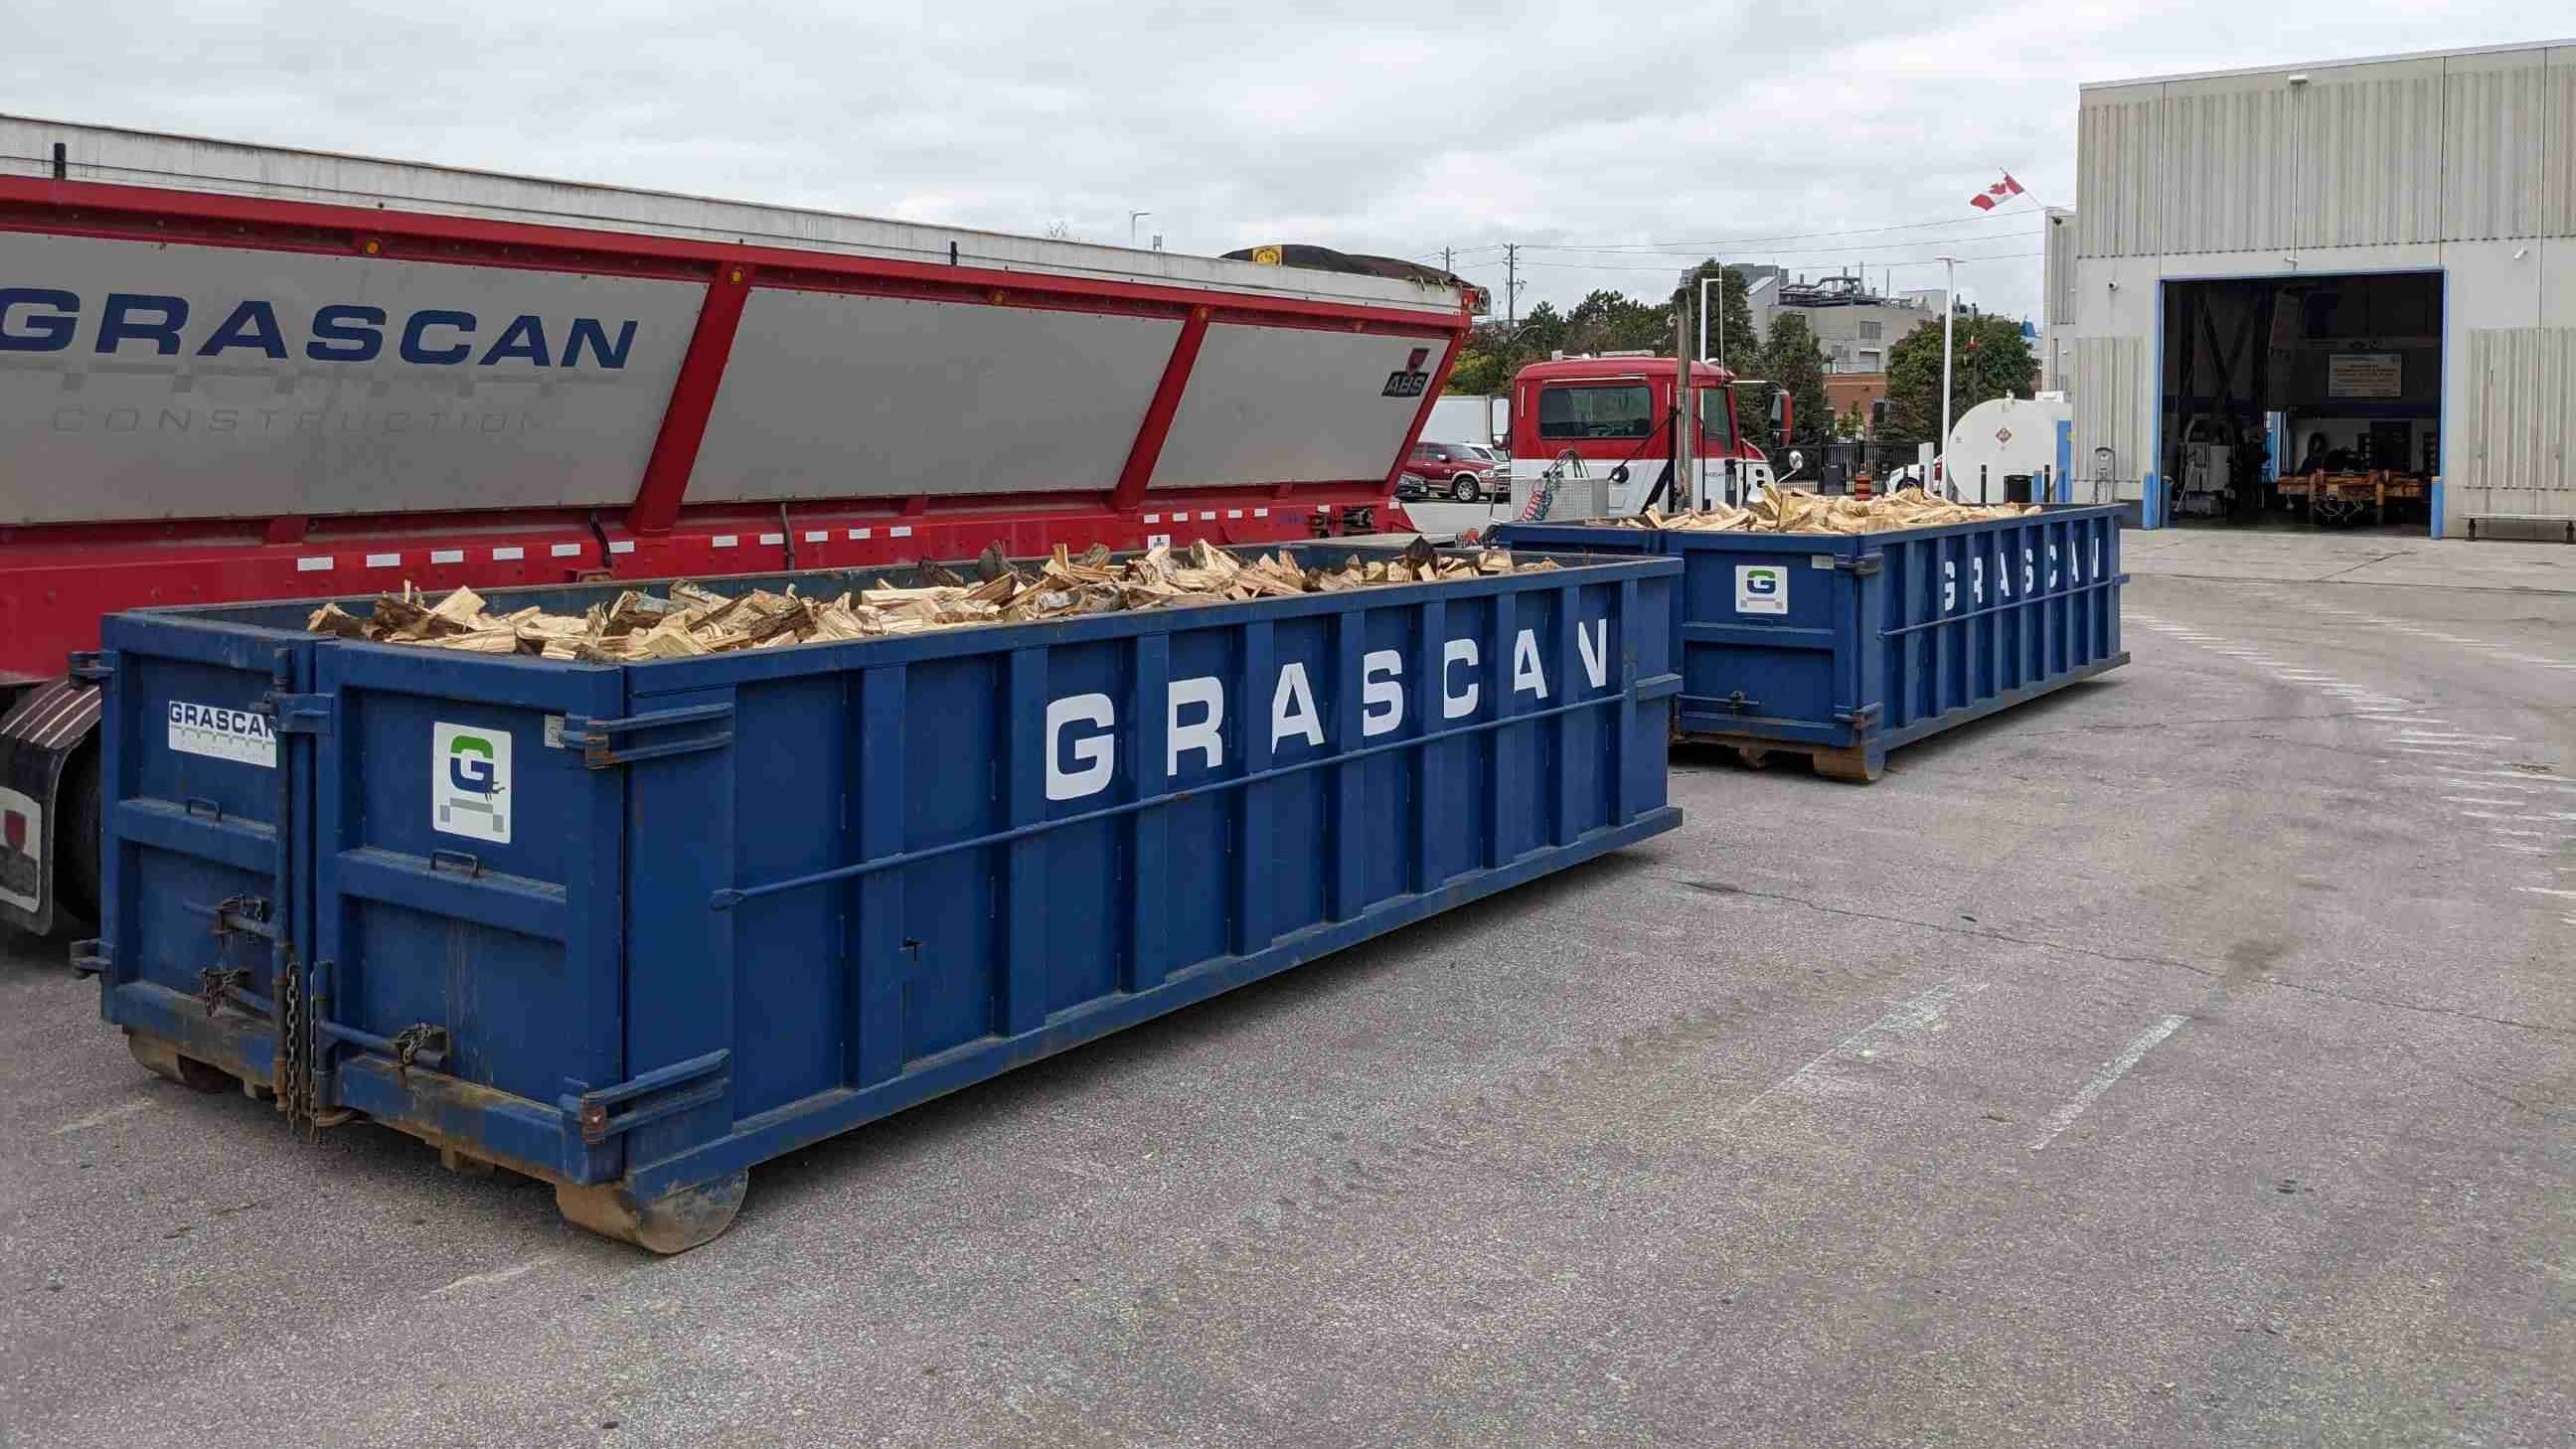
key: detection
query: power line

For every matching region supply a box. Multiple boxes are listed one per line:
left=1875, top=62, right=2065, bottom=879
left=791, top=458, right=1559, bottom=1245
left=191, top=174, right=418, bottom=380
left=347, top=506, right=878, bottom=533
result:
left=1513, top=242, right=2044, bottom=273
left=1512, top=199, right=2048, bottom=253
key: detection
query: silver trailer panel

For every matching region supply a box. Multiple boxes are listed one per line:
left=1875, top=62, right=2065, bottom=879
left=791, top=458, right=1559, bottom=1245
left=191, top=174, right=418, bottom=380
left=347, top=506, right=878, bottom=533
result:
left=0, top=233, right=700, bottom=525
left=1149, top=324, right=1442, bottom=490
left=688, top=291, right=1180, bottom=502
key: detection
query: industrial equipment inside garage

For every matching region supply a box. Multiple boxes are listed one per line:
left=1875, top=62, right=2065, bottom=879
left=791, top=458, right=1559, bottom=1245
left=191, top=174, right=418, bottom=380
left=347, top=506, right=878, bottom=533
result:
left=2162, top=271, right=2442, bottom=531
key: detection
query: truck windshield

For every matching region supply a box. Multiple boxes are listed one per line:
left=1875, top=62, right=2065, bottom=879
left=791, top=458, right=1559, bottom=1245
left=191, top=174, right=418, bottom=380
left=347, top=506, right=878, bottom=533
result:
left=1700, top=389, right=1737, bottom=453
left=1536, top=385, right=1654, bottom=440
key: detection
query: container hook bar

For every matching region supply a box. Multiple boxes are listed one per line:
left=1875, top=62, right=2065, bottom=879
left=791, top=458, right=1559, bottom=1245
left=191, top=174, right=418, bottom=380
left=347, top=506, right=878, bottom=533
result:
left=559, top=704, right=736, bottom=769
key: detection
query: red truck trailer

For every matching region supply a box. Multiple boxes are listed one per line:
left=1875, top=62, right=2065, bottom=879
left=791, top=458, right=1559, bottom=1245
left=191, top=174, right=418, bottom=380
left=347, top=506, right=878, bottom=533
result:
left=0, top=117, right=1469, bottom=933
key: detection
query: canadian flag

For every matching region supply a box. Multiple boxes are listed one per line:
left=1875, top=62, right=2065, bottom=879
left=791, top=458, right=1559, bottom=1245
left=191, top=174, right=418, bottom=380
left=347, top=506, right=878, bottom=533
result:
left=1969, top=173, right=2026, bottom=211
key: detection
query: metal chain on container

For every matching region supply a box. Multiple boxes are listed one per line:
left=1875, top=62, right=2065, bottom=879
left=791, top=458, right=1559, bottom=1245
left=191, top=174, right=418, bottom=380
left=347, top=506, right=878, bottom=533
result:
left=274, top=954, right=316, bottom=1139
left=198, top=965, right=249, bottom=1017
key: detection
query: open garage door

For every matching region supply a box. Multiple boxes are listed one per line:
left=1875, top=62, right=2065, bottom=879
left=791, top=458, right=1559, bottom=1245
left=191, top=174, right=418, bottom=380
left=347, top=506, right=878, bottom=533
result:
left=2160, top=272, right=2441, bottom=533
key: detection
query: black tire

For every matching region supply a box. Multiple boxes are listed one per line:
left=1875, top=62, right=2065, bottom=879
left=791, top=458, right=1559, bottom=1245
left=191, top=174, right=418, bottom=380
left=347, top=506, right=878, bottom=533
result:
left=1450, top=473, right=1480, bottom=502
left=58, top=744, right=101, bottom=925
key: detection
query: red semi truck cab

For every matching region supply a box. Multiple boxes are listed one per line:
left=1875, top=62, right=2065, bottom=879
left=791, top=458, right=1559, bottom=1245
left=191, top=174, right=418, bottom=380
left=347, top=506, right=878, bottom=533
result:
left=0, top=116, right=1469, bottom=934
left=1505, top=354, right=1786, bottom=514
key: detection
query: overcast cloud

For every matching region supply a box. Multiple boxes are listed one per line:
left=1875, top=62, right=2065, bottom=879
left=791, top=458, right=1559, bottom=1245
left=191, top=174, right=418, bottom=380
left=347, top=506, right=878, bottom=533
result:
left=14, top=2, right=2569, bottom=322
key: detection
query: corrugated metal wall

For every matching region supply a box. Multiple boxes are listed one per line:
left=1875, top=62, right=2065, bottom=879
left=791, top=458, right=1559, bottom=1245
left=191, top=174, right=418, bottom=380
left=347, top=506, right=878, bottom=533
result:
left=2070, top=337, right=2149, bottom=490
left=2303, top=70, right=2447, bottom=247
left=2463, top=328, right=2576, bottom=499
left=2444, top=60, right=2553, bottom=241
left=2549, top=54, right=2576, bottom=238
left=2166, top=85, right=2296, bottom=254
left=2078, top=49, right=2568, bottom=258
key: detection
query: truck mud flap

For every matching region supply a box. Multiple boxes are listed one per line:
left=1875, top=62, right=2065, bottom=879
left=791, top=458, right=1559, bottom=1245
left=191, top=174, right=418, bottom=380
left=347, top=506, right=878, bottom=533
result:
left=0, top=678, right=102, bottom=934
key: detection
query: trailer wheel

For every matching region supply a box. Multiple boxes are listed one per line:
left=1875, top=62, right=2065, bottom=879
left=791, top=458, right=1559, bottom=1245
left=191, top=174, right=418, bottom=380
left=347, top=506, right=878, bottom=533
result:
left=557, top=1170, right=748, bottom=1254
left=58, top=743, right=102, bottom=924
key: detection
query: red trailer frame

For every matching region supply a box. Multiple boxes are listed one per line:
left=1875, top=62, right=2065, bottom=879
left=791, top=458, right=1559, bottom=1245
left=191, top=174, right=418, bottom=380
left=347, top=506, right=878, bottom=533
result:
left=0, top=170, right=1467, bottom=932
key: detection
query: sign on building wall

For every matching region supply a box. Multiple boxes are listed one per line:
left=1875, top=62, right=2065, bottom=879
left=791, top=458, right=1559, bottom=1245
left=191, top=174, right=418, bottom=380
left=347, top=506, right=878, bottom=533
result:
left=2327, top=354, right=2403, bottom=400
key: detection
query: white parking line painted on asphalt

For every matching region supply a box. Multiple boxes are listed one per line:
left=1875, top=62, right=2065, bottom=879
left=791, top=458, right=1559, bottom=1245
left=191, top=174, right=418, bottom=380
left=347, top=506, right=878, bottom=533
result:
left=51, top=1098, right=156, bottom=1135
left=1727, top=981, right=1986, bottom=1126
left=428, top=1256, right=555, bottom=1298
left=2028, top=1015, right=2189, bottom=1152
left=2459, top=810, right=2576, bottom=823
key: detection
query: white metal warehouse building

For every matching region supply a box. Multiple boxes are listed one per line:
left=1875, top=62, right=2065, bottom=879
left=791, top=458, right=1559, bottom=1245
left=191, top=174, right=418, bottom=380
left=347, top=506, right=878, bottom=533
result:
left=2063, top=40, right=2576, bottom=536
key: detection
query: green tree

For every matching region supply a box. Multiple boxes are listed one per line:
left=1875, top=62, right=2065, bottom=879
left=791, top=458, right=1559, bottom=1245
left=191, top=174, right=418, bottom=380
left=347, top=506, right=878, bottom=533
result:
left=1564, top=288, right=1674, bottom=355
left=1670, top=259, right=1759, bottom=374
left=1445, top=349, right=1507, bottom=396
left=1730, top=312, right=1830, bottom=457
left=1881, top=314, right=2038, bottom=447
left=1515, top=302, right=1568, bottom=359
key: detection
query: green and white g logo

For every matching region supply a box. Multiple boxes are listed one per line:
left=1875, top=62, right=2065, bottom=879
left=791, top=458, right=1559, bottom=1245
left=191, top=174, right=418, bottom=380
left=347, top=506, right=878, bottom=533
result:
left=432, top=723, right=512, bottom=843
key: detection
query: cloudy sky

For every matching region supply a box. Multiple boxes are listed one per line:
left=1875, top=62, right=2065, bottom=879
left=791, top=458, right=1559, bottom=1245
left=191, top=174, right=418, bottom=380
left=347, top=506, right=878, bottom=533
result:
left=15, top=2, right=2568, bottom=323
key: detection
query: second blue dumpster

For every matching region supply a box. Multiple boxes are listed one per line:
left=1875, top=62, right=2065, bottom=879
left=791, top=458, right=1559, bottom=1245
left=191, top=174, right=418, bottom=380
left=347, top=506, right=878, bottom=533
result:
left=1500, top=505, right=2127, bottom=779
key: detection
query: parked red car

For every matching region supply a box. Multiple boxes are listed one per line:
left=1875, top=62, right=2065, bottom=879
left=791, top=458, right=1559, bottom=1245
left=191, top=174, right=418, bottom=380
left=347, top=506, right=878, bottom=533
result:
left=1398, top=441, right=1503, bottom=502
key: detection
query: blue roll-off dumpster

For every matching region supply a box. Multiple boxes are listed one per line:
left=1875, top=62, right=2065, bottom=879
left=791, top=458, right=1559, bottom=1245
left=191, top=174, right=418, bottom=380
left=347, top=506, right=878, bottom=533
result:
left=83, top=546, right=1681, bottom=1250
left=1500, top=505, right=2127, bottom=780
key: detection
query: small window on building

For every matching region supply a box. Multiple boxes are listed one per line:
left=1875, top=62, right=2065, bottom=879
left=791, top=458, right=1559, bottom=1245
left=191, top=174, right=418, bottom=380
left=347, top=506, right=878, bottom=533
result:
left=1858, top=320, right=1883, bottom=341
left=1536, top=384, right=1654, bottom=440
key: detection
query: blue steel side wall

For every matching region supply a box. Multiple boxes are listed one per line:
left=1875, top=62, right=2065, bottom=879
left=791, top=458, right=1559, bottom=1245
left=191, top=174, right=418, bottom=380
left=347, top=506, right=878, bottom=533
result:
left=608, top=565, right=1680, bottom=1194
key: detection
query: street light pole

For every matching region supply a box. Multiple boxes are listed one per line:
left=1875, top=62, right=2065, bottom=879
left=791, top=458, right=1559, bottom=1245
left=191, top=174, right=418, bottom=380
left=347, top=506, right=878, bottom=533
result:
left=1936, top=254, right=1959, bottom=491
left=1698, top=273, right=1714, bottom=362
left=1129, top=211, right=1152, bottom=247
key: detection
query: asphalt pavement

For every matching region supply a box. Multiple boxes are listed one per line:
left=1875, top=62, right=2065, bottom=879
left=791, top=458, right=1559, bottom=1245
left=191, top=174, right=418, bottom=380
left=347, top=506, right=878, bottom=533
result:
left=4, top=527, right=2569, bottom=1448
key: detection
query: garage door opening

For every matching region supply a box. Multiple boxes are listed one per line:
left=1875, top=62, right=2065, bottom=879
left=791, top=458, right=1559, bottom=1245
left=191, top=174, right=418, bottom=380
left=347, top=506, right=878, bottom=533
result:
left=2161, top=272, right=2441, bottom=534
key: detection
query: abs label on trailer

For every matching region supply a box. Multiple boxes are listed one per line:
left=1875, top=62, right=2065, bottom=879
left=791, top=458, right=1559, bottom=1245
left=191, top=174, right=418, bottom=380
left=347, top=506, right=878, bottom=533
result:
left=1043, top=615, right=1615, bottom=802
left=432, top=723, right=512, bottom=843
left=166, top=701, right=277, bottom=767
left=1735, top=564, right=1788, bottom=616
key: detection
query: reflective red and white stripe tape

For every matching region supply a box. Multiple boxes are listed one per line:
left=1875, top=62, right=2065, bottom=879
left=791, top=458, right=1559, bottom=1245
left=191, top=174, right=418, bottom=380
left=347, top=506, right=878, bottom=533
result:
left=2, top=679, right=101, bottom=750
left=1143, top=509, right=1271, bottom=524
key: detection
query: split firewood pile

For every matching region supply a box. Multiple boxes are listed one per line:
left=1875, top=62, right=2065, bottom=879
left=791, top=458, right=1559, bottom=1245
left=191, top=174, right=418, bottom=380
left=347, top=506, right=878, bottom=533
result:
left=305, top=540, right=1559, bottom=660
left=1631, top=487, right=2038, bottom=536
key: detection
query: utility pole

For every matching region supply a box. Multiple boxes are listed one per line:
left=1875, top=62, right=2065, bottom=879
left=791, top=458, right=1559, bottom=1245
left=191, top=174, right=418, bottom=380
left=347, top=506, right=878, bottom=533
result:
left=1937, top=255, right=1959, bottom=490
left=1442, top=245, right=1453, bottom=276
left=1504, top=243, right=1519, bottom=327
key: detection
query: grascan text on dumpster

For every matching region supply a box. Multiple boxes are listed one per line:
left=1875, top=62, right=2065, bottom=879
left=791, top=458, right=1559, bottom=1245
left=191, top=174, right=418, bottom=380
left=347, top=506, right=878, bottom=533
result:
left=1044, top=617, right=1613, bottom=801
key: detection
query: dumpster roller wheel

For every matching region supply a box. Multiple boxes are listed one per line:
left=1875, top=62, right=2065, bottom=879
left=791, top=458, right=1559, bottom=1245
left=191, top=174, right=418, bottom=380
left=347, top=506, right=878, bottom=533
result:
left=126, top=1031, right=234, bottom=1093
left=1810, top=744, right=1884, bottom=784
left=557, top=1170, right=748, bottom=1254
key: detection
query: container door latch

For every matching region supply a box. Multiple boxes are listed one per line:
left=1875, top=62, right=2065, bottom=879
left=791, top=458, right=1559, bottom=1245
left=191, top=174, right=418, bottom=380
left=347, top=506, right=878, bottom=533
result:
left=258, top=692, right=336, bottom=736
left=558, top=704, right=735, bottom=769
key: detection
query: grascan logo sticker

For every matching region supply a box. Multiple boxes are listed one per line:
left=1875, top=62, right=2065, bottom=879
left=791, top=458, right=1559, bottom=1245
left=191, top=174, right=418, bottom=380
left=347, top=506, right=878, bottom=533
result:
left=432, top=723, right=511, bottom=844
left=166, top=700, right=277, bottom=768
left=1735, top=564, right=1789, bottom=615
